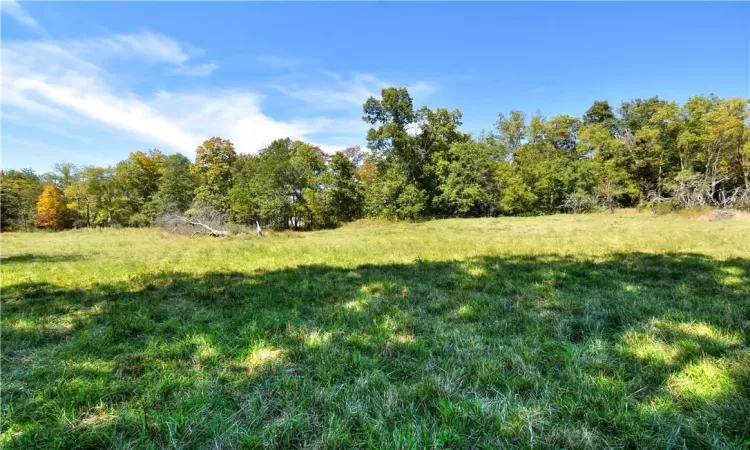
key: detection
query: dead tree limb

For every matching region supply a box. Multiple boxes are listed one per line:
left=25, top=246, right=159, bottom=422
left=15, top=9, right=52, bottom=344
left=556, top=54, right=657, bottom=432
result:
left=175, top=215, right=229, bottom=237
left=157, top=204, right=230, bottom=237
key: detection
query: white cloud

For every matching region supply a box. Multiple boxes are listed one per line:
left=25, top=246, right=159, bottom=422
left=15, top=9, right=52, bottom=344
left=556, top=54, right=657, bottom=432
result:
left=2, top=36, right=334, bottom=156
left=171, top=63, right=218, bottom=77
left=68, top=31, right=190, bottom=65
left=1, top=87, right=68, bottom=119
left=1, top=6, right=435, bottom=162
left=1, top=0, right=49, bottom=37
left=409, top=80, right=436, bottom=97
left=269, top=73, right=385, bottom=111
left=269, top=73, right=437, bottom=113
left=39, top=31, right=217, bottom=76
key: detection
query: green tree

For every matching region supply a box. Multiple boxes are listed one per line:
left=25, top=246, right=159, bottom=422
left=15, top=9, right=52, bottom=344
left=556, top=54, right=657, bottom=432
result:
left=325, top=152, right=363, bottom=224
left=290, top=141, right=326, bottom=229
left=618, top=97, right=676, bottom=201
left=495, top=162, right=536, bottom=215
left=154, top=153, right=196, bottom=214
left=230, top=154, right=287, bottom=227
left=701, top=98, right=748, bottom=189
left=495, top=110, right=528, bottom=154
left=545, top=114, right=581, bottom=154
left=44, top=162, right=78, bottom=190
left=115, top=150, right=166, bottom=225
left=363, top=87, right=467, bottom=218
left=229, top=139, right=326, bottom=229
left=583, top=100, right=616, bottom=134
left=0, top=169, right=43, bottom=231
left=579, top=123, right=637, bottom=209
left=74, top=166, right=121, bottom=226
left=193, top=137, right=237, bottom=211
left=363, top=87, right=415, bottom=160
left=363, top=164, right=427, bottom=220
left=436, top=141, right=499, bottom=216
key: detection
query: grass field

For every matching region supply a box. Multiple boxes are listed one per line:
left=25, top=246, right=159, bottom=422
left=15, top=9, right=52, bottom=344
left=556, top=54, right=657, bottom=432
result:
left=2, top=212, right=749, bottom=449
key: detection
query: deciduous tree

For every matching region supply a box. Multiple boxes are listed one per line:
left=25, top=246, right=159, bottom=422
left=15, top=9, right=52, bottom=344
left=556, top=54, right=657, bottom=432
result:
left=34, top=184, right=68, bottom=230
left=193, top=137, right=237, bottom=211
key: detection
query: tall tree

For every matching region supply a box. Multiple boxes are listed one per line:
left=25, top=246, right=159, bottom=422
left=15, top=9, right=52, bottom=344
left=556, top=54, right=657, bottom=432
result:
left=579, top=123, right=636, bottom=210
left=325, top=152, right=363, bottom=224
left=115, top=150, right=166, bottom=224
left=583, top=100, right=616, bottom=134
left=192, top=137, right=237, bottom=211
left=363, top=87, right=416, bottom=159
left=154, top=153, right=196, bottom=214
left=618, top=97, right=674, bottom=200
left=45, top=162, right=78, bottom=190
left=545, top=114, right=581, bottom=154
left=436, top=141, right=500, bottom=217
left=495, top=110, right=528, bottom=154
left=362, top=87, right=467, bottom=218
left=229, top=139, right=326, bottom=229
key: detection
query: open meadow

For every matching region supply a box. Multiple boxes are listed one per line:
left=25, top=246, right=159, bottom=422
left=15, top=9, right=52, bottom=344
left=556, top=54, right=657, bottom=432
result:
left=2, top=212, right=749, bottom=449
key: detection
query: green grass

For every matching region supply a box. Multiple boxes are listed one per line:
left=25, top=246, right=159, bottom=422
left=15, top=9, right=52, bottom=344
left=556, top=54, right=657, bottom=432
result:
left=2, top=212, right=749, bottom=449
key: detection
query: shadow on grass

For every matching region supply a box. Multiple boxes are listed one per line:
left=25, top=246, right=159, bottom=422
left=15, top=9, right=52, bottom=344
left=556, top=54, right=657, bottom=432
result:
left=2, top=253, right=749, bottom=448
left=0, top=253, right=84, bottom=264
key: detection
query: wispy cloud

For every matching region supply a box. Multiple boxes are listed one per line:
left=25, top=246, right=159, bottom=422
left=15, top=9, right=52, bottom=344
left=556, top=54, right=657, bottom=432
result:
left=409, top=81, right=436, bottom=97
left=46, top=31, right=218, bottom=76
left=268, top=73, right=385, bottom=111
left=2, top=35, right=333, bottom=155
left=0, top=0, right=50, bottom=38
left=70, top=31, right=191, bottom=65
left=267, top=73, right=436, bottom=113
left=256, top=54, right=306, bottom=70
left=171, top=62, right=218, bottom=77
left=1, top=6, right=436, bottom=163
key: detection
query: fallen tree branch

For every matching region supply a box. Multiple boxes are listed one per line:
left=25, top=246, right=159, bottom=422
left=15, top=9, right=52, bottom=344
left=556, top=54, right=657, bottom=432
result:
left=175, top=215, right=228, bottom=237
left=157, top=204, right=230, bottom=237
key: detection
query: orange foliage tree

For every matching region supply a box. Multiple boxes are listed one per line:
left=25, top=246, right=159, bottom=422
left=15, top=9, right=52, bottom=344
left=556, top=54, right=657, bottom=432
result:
left=34, top=184, right=68, bottom=230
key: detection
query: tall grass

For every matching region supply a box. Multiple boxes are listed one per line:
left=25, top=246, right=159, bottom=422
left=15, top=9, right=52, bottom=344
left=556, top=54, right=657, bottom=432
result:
left=2, top=212, right=749, bottom=448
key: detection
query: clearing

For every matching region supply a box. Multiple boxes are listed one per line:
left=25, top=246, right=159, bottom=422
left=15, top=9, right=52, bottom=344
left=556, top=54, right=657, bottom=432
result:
left=1, top=213, right=749, bottom=448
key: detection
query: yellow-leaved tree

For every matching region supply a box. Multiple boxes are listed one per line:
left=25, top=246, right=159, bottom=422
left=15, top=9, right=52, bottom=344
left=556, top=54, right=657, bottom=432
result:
left=35, top=184, right=68, bottom=230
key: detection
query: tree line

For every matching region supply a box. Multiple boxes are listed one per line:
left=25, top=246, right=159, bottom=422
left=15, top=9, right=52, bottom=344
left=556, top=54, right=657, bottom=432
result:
left=2, top=89, right=748, bottom=232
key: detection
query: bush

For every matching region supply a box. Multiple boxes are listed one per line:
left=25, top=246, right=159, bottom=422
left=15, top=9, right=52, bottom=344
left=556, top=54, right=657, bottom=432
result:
left=128, top=213, right=152, bottom=228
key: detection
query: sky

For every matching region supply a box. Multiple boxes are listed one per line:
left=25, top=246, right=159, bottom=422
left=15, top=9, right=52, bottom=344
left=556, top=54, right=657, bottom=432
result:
left=2, top=1, right=748, bottom=173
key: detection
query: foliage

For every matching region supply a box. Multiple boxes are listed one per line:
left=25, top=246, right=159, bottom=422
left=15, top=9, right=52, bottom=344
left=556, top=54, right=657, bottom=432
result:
left=318, top=152, right=363, bottom=225
left=0, top=169, right=42, bottom=231
left=115, top=150, right=166, bottom=224
left=436, top=141, right=500, bottom=216
left=192, top=137, right=237, bottom=211
left=153, top=153, right=196, bottom=215
left=229, top=139, right=328, bottom=229
left=6, top=90, right=750, bottom=231
left=34, top=184, right=68, bottom=230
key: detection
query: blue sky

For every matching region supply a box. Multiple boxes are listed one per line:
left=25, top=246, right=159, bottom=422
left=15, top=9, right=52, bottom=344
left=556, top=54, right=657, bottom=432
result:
left=2, top=1, right=748, bottom=172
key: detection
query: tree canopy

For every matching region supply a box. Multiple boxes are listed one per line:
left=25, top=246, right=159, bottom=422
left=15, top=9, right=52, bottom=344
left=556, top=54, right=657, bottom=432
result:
left=4, top=90, right=748, bottom=232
